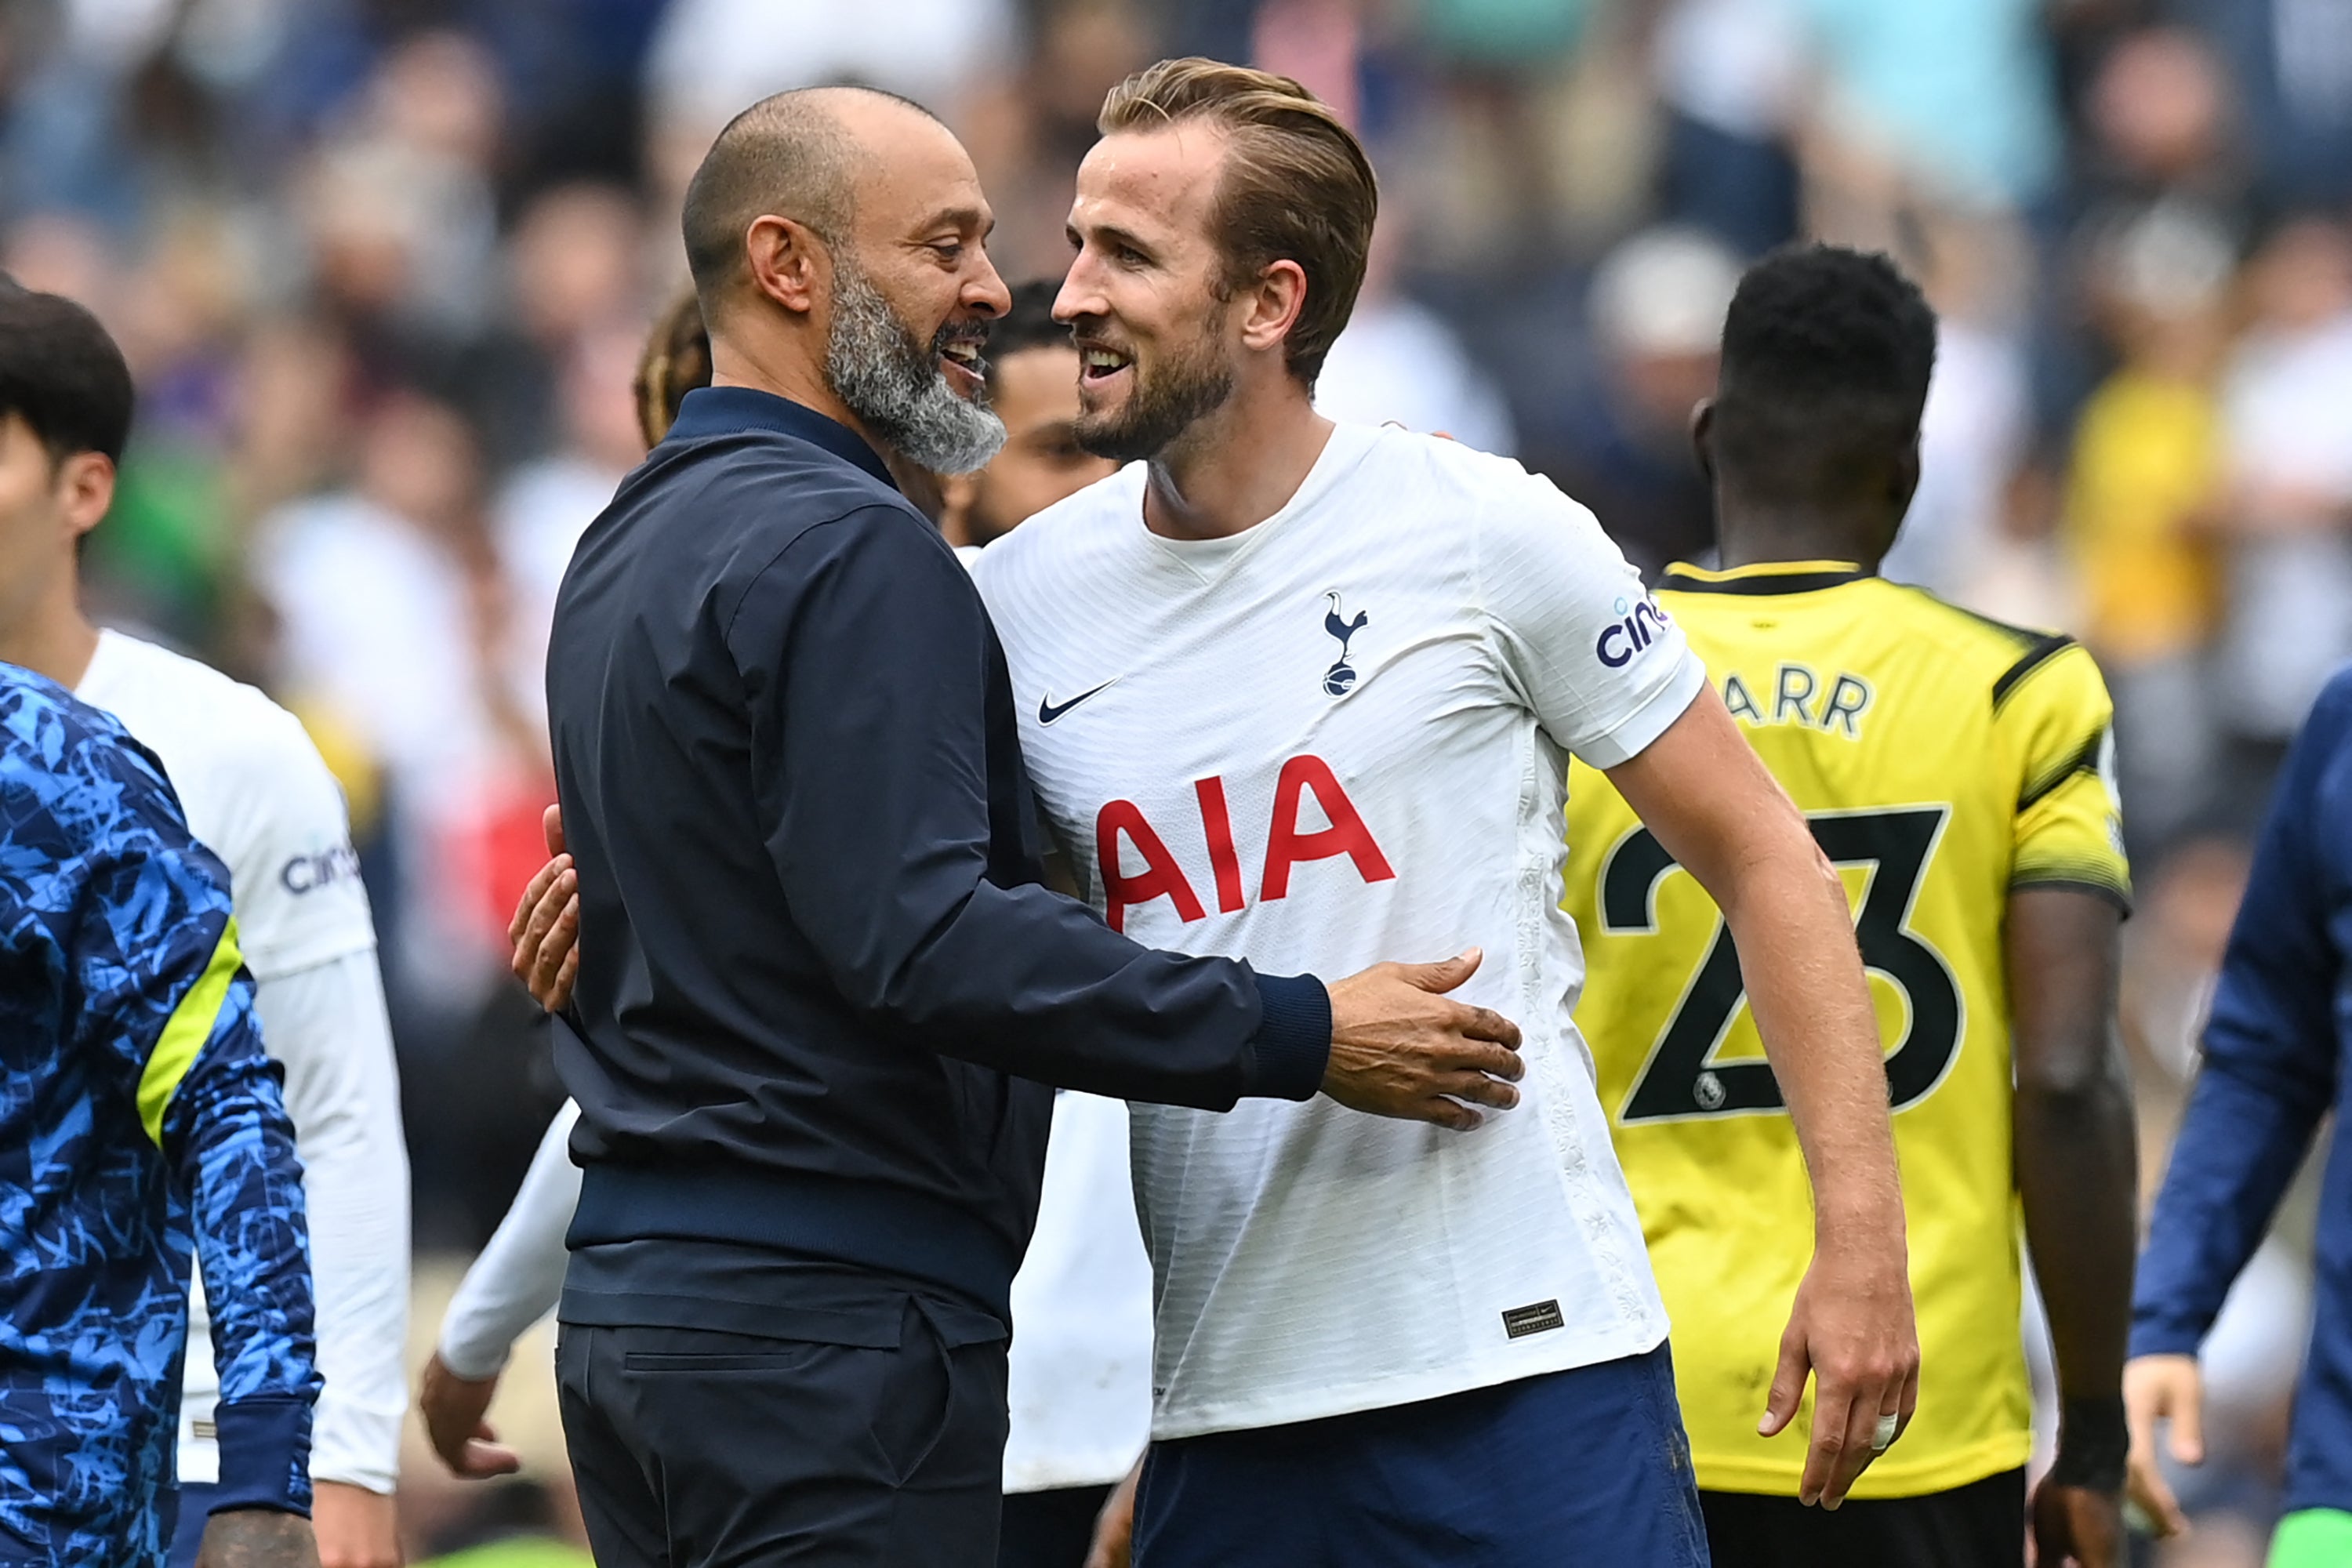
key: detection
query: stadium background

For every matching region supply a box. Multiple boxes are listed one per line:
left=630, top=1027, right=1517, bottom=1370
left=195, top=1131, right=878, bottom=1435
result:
left=0, top=0, right=2337, bottom=1561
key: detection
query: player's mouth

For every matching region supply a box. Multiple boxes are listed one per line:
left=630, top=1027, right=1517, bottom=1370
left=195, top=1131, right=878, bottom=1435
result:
left=1077, top=343, right=1134, bottom=395
left=935, top=331, right=987, bottom=397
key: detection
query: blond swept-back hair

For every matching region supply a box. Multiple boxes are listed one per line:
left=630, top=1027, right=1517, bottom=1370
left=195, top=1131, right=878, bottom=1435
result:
left=1098, top=57, right=1377, bottom=389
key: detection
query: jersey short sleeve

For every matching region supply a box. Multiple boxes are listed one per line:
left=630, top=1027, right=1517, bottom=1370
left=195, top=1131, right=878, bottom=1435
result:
left=1474, top=466, right=1707, bottom=767
left=2000, top=640, right=2132, bottom=909
left=225, top=706, right=376, bottom=981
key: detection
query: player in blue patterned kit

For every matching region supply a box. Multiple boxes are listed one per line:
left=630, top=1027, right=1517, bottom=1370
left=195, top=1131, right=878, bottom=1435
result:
left=0, top=665, right=321, bottom=1567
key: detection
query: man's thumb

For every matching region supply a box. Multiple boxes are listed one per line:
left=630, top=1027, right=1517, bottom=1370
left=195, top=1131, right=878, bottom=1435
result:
left=1405, top=948, right=1483, bottom=993
left=543, top=801, right=567, bottom=857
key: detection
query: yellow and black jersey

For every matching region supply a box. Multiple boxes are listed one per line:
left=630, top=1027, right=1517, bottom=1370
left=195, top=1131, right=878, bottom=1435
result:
left=1563, top=559, right=2129, bottom=1500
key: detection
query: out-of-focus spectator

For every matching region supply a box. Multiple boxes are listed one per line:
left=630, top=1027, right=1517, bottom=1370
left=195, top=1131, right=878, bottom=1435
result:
left=496, top=320, right=647, bottom=719
left=456, top=182, right=648, bottom=469
left=257, top=390, right=544, bottom=997
left=2212, top=216, right=2352, bottom=787
left=2184, top=0, right=2352, bottom=209
left=1649, top=0, right=1805, bottom=256
left=1316, top=204, right=1517, bottom=456
left=2060, top=205, right=2234, bottom=851
left=1796, top=0, right=2064, bottom=216
left=644, top=0, right=1015, bottom=143
left=1546, top=224, right=1738, bottom=579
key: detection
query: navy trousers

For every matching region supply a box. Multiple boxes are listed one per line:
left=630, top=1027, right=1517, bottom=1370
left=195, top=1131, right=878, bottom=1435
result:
left=1133, top=1345, right=1709, bottom=1567
left=556, top=1302, right=1008, bottom=1566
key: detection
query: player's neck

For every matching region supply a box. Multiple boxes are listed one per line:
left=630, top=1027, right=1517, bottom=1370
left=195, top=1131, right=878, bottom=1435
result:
left=706, top=336, right=891, bottom=466
left=1711, top=503, right=1882, bottom=574
left=0, top=583, right=100, bottom=691
left=1142, top=385, right=1332, bottom=542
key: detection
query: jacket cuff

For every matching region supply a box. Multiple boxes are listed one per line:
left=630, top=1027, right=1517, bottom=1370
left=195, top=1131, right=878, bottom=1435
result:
left=2127, top=1319, right=2207, bottom=1361
left=1246, top=972, right=1331, bottom=1102
left=209, top=1396, right=314, bottom=1518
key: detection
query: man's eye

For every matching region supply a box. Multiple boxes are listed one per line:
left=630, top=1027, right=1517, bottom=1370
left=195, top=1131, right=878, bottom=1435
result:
left=1116, top=246, right=1146, bottom=267
left=932, top=242, right=965, bottom=262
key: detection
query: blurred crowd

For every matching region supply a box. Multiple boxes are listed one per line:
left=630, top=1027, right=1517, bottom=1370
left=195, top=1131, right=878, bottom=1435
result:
left=2, top=0, right=2339, bottom=1560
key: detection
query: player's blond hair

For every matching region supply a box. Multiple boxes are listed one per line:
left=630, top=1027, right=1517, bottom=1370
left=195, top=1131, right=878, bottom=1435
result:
left=1098, top=57, right=1377, bottom=390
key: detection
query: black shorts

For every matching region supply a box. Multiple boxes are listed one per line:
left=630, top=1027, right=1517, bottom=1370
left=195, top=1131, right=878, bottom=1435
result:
left=1700, top=1468, right=2025, bottom=1568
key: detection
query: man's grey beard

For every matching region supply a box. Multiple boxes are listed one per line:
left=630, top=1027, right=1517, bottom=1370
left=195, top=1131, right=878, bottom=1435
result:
left=824, top=260, right=1006, bottom=475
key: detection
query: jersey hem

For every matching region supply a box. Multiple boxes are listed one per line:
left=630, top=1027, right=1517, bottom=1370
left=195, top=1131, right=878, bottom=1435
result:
left=1146, top=1317, right=1668, bottom=1443
left=1692, top=1430, right=2032, bottom=1499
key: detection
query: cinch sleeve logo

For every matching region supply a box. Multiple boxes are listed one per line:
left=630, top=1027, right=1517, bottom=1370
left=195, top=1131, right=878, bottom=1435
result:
left=1595, top=595, right=1672, bottom=669
left=280, top=844, right=361, bottom=895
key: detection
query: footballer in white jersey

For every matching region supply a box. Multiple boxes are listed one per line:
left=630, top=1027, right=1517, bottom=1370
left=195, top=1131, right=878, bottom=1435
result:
left=0, top=287, right=407, bottom=1568
left=1001, top=60, right=1913, bottom=1567
left=502, top=61, right=1917, bottom=1568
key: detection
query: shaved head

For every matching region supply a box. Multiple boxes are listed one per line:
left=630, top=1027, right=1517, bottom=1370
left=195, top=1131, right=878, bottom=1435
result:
left=679, top=85, right=941, bottom=314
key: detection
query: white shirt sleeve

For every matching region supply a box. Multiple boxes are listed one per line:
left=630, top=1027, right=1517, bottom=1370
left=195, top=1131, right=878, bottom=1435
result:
left=436, top=1102, right=583, bottom=1381
left=254, top=948, right=410, bottom=1494
left=1475, top=467, right=1708, bottom=768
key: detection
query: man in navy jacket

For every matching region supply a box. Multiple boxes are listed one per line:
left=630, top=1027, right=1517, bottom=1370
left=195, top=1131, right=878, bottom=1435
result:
left=541, top=85, right=1526, bottom=1567
left=2125, top=667, right=2352, bottom=1565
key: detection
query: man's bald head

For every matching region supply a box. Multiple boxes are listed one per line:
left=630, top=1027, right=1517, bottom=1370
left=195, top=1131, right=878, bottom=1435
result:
left=680, top=85, right=942, bottom=314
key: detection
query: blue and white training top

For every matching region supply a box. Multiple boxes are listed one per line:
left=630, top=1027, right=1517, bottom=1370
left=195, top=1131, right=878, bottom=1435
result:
left=0, top=663, right=318, bottom=1563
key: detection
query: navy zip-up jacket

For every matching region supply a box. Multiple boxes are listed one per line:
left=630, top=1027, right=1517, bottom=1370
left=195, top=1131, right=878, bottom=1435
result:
left=545, top=387, right=1330, bottom=1322
left=2132, top=667, right=2352, bottom=1515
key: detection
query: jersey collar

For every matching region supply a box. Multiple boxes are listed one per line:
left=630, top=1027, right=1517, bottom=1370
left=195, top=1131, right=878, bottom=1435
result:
left=1660, top=560, right=1869, bottom=596
left=663, top=386, right=899, bottom=491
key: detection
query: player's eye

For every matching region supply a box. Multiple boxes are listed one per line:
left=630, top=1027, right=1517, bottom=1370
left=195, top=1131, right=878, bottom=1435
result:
left=931, top=241, right=966, bottom=263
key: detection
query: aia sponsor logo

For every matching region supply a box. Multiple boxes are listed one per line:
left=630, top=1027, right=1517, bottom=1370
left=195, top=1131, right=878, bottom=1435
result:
left=1094, top=753, right=1393, bottom=931
left=1595, top=595, right=1671, bottom=669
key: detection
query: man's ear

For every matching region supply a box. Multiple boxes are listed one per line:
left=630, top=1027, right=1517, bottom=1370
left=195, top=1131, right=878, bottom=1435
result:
left=744, top=216, right=829, bottom=317
left=1239, top=259, right=1308, bottom=360
left=56, top=452, right=114, bottom=545
left=1690, top=399, right=1718, bottom=485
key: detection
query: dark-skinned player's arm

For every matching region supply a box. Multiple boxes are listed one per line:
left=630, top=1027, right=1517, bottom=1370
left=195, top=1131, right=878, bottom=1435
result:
left=2009, top=887, right=2136, bottom=1568
left=1604, top=685, right=1918, bottom=1512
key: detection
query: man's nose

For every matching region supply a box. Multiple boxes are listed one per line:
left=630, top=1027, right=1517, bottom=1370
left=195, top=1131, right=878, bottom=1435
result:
left=965, top=246, right=1011, bottom=318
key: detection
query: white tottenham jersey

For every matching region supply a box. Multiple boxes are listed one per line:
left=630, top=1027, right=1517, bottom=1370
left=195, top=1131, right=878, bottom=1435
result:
left=77, top=630, right=409, bottom=1492
left=973, top=422, right=1706, bottom=1439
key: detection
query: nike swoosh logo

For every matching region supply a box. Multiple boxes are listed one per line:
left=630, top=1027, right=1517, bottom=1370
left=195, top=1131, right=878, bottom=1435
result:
left=1039, top=680, right=1116, bottom=724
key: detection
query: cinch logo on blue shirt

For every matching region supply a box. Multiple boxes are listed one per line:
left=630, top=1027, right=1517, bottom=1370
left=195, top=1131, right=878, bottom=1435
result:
left=1595, top=597, right=1671, bottom=669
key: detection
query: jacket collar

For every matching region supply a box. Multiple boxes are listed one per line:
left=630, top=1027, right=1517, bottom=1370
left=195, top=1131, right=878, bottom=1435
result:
left=664, top=386, right=898, bottom=491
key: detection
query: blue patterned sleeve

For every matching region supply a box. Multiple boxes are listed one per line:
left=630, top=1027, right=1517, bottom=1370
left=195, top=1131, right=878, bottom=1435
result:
left=58, top=706, right=323, bottom=1516
left=162, top=968, right=321, bottom=1515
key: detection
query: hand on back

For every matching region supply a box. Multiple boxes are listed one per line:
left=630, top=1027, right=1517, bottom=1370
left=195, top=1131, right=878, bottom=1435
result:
left=509, top=806, right=1524, bottom=1127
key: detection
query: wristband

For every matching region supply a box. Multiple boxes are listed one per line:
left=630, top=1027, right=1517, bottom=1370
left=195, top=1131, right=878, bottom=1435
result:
left=2047, top=1395, right=2129, bottom=1493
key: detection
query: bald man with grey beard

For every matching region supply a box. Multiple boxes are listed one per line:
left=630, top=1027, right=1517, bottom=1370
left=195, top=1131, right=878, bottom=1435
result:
left=538, top=85, right=1529, bottom=1568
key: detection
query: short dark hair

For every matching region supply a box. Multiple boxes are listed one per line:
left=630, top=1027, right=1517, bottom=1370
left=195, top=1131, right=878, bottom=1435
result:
left=0, top=288, right=134, bottom=466
left=1712, top=245, right=1936, bottom=506
left=986, top=280, right=1072, bottom=383
left=679, top=85, right=939, bottom=315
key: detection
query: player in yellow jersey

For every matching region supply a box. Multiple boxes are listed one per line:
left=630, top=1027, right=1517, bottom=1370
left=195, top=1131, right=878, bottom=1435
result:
left=1564, top=246, right=2137, bottom=1568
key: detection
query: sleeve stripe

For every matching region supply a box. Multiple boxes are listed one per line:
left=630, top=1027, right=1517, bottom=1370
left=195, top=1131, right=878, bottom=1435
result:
left=1991, top=633, right=2078, bottom=710
left=139, top=917, right=245, bottom=1147
left=2017, top=728, right=2106, bottom=812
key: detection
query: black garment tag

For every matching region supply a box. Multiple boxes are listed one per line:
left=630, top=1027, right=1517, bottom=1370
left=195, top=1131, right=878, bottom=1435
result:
left=1501, top=1300, right=1566, bottom=1339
